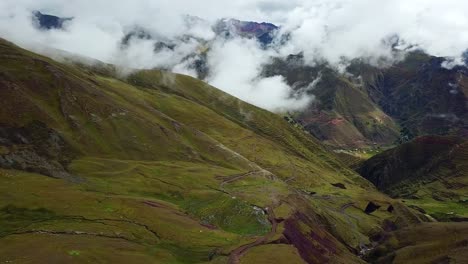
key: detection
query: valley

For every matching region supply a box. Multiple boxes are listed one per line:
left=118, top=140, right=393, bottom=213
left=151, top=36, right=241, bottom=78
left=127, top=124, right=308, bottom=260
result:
left=0, top=6, right=467, bottom=261
left=0, top=39, right=411, bottom=263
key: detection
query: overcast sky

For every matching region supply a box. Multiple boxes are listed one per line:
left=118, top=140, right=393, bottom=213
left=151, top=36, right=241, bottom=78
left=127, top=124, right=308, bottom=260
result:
left=1, top=0, right=468, bottom=111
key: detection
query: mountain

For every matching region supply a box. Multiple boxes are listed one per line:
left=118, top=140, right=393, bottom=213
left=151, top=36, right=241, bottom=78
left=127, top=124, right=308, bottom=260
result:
left=33, top=11, right=73, bottom=30
left=366, top=222, right=468, bottom=263
left=347, top=51, right=468, bottom=140
left=119, top=17, right=278, bottom=80
left=262, top=54, right=400, bottom=149
left=122, top=18, right=278, bottom=48
left=357, top=135, right=468, bottom=221
left=357, top=134, right=468, bottom=262
left=213, top=19, right=278, bottom=46
left=262, top=51, right=468, bottom=150
left=31, top=13, right=467, bottom=148
left=0, top=38, right=443, bottom=263
left=117, top=22, right=468, bottom=151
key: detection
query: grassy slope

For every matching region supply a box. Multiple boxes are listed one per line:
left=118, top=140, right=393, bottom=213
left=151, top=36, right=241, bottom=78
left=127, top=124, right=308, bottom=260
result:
left=349, top=51, right=468, bottom=139
left=357, top=136, right=468, bottom=221
left=320, top=73, right=399, bottom=148
left=367, top=222, right=468, bottom=264
left=262, top=57, right=400, bottom=149
left=0, top=39, right=427, bottom=263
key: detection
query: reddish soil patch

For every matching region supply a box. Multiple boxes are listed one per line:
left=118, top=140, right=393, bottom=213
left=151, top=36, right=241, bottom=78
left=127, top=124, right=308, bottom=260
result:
left=328, top=118, right=345, bottom=126
left=283, top=212, right=338, bottom=264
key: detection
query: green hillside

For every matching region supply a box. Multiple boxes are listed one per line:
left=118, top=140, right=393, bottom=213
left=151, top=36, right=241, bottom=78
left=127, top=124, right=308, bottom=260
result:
left=348, top=51, right=468, bottom=140
left=358, top=136, right=468, bottom=221
left=262, top=55, right=400, bottom=150
left=0, top=39, right=462, bottom=263
left=366, top=222, right=468, bottom=263
left=263, top=51, right=468, bottom=151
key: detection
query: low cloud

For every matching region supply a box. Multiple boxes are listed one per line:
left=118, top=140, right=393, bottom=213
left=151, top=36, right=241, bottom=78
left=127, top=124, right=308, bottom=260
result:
left=1, top=0, right=468, bottom=112
left=207, top=38, right=311, bottom=111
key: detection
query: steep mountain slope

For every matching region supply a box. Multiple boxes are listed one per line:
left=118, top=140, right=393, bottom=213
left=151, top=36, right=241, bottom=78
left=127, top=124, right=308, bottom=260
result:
left=357, top=136, right=468, bottom=221
left=213, top=19, right=278, bottom=46
left=120, top=17, right=278, bottom=79
left=348, top=51, right=468, bottom=140
left=262, top=55, right=400, bottom=149
left=32, top=12, right=467, bottom=149
left=366, top=222, right=468, bottom=264
left=0, top=39, right=429, bottom=263
left=262, top=51, right=468, bottom=149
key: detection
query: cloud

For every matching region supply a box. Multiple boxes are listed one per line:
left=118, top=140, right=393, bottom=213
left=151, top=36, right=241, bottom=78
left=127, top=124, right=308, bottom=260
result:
left=1, top=0, right=468, bottom=112
left=207, top=38, right=311, bottom=111
left=277, top=0, right=468, bottom=64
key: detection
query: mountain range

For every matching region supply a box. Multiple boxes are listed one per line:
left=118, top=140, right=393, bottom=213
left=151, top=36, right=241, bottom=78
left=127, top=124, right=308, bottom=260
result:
left=264, top=50, right=468, bottom=149
left=0, top=38, right=397, bottom=263
left=103, top=13, right=467, bottom=150
left=0, top=11, right=467, bottom=264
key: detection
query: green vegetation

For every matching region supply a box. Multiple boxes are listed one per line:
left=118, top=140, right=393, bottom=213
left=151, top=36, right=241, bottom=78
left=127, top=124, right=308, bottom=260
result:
left=262, top=56, right=400, bottom=149
left=358, top=136, right=468, bottom=221
left=68, top=250, right=81, bottom=256
left=366, top=222, right=468, bottom=263
left=239, top=245, right=305, bottom=264
left=0, top=38, right=462, bottom=263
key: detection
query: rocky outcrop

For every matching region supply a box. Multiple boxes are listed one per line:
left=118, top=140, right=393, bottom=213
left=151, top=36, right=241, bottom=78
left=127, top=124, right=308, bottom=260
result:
left=33, top=11, right=73, bottom=30
left=0, top=121, right=79, bottom=181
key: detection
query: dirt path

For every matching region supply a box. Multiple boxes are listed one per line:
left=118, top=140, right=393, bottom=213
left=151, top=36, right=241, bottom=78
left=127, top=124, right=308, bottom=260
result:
left=340, top=203, right=356, bottom=214
left=339, top=203, right=370, bottom=253
left=323, top=202, right=369, bottom=251
left=220, top=171, right=257, bottom=188
left=228, top=207, right=278, bottom=264
left=218, top=171, right=280, bottom=263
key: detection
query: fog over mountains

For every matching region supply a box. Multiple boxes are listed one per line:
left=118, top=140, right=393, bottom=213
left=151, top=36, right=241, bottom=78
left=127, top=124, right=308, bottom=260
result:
left=0, top=2, right=468, bottom=263
left=1, top=0, right=468, bottom=111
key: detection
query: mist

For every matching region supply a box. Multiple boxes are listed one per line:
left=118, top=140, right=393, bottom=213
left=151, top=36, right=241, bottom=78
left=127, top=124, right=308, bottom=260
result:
left=1, top=0, right=468, bottom=111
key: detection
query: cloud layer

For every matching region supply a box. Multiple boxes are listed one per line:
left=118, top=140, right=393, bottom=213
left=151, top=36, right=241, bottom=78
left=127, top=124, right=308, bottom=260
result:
left=1, top=0, right=468, bottom=111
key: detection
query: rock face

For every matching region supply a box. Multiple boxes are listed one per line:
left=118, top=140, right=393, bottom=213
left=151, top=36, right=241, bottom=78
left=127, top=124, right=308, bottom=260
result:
left=213, top=19, right=278, bottom=45
left=0, top=122, right=78, bottom=181
left=32, top=11, right=73, bottom=30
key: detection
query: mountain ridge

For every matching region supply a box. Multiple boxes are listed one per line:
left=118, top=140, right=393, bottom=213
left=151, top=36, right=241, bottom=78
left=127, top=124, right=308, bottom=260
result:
left=0, top=37, right=427, bottom=263
left=1, top=36, right=467, bottom=263
left=357, top=135, right=468, bottom=221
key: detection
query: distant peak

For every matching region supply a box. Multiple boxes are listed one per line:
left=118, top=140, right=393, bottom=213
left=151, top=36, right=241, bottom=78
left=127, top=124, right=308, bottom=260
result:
left=213, top=18, right=278, bottom=45
left=32, top=11, right=73, bottom=30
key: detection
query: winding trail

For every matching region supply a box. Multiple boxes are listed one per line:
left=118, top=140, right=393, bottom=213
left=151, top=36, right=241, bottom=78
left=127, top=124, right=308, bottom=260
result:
left=339, top=203, right=369, bottom=252
left=220, top=171, right=257, bottom=188
left=216, top=170, right=281, bottom=263
left=228, top=207, right=278, bottom=264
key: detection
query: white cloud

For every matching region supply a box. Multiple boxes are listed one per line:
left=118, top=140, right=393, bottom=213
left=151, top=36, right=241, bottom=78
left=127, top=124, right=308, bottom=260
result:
left=277, top=0, right=468, bottom=65
left=1, top=0, right=468, bottom=111
left=207, top=38, right=311, bottom=111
